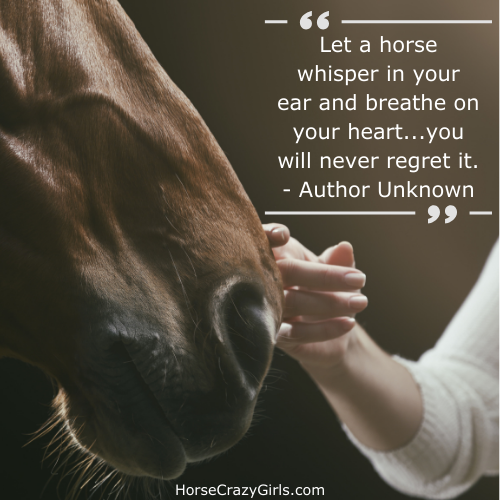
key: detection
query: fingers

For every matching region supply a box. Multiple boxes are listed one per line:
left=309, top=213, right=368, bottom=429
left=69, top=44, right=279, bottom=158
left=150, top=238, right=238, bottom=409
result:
left=319, top=241, right=355, bottom=267
left=278, top=258, right=366, bottom=291
left=284, top=289, right=368, bottom=319
left=262, top=223, right=290, bottom=248
left=276, top=317, right=355, bottom=346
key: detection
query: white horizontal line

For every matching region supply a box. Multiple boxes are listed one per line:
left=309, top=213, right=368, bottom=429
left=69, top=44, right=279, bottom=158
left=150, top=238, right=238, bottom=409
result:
left=265, top=20, right=288, bottom=24
left=283, top=189, right=291, bottom=192
left=265, top=211, right=415, bottom=215
left=470, top=211, right=493, bottom=215
left=342, top=20, right=492, bottom=24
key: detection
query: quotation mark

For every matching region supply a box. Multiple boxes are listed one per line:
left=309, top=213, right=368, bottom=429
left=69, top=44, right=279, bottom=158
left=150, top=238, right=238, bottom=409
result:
left=428, top=205, right=458, bottom=224
left=300, top=11, right=330, bottom=30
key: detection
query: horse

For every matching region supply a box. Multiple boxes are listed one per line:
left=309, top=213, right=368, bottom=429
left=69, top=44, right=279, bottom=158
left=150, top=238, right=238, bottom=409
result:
left=0, top=0, right=283, bottom=488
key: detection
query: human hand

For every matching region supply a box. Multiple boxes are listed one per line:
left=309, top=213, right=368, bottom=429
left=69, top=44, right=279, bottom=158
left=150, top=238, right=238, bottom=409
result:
left=263, top=223, right=368, bottom=370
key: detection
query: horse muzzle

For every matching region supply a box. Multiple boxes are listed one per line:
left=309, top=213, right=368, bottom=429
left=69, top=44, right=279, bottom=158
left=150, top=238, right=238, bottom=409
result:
left=60, top=279, right=278, bottom=479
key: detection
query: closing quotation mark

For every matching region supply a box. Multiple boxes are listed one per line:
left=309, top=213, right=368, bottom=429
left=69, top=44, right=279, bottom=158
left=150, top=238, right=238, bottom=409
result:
left=427, top=205, right=457, bottom=223
left=428, top=205, right=440, bottom=223
left=300, top=11, right=329, bottom=30
left=444, top=205, right=457, bottom=223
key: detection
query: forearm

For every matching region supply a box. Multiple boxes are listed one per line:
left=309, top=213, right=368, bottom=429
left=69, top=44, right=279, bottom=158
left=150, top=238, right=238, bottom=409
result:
left=302, top=324, right=423, bottom=451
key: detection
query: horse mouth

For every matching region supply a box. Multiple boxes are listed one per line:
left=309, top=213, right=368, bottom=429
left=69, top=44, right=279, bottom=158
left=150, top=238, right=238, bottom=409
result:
left=62, top=341, right=188, bottom=479
left=56, top=283, right=277, bottom=480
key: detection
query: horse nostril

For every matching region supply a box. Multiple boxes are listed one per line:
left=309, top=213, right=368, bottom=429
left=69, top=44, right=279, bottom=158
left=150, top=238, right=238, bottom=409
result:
left=223, top=284, right=274, bottom=385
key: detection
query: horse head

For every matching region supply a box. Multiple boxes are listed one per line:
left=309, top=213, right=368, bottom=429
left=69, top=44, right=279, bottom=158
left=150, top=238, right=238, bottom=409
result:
left=0, top=0, right=282, bottom=480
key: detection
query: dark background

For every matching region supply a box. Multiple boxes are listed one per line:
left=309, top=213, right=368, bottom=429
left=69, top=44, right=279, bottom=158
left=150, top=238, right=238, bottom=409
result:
left=0, top=1, right=498, bottom=499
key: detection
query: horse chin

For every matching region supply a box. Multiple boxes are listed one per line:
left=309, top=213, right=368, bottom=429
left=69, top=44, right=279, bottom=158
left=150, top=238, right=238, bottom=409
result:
left=55, top=388, right=188, bottom=480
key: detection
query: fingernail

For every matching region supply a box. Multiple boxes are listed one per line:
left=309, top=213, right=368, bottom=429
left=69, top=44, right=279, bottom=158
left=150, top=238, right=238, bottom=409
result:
left=344, top=272, right=366, bottom=288
left=272, top=227, right=287, bottom=242
left=338, top=241, right=353, bottom=248
left=340, top=317, right=356, bottom=330
left=276, top=322, right=292, bottom=342
left=348, top=295, right=368, bottom=310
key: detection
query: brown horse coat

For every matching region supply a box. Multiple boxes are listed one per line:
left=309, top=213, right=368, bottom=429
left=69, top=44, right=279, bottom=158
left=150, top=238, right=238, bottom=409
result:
left=0, top=0, right=282, bottom=479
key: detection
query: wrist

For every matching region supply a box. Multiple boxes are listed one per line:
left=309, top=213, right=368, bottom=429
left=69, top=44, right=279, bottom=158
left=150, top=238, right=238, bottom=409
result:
left=300, top=325, right=424, bottom=450
left=300, top=322, right=365, bottom=383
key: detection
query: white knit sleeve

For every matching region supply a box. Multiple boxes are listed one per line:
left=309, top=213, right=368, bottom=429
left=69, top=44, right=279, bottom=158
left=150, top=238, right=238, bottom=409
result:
left=344, top=240, right=499, bottom=499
